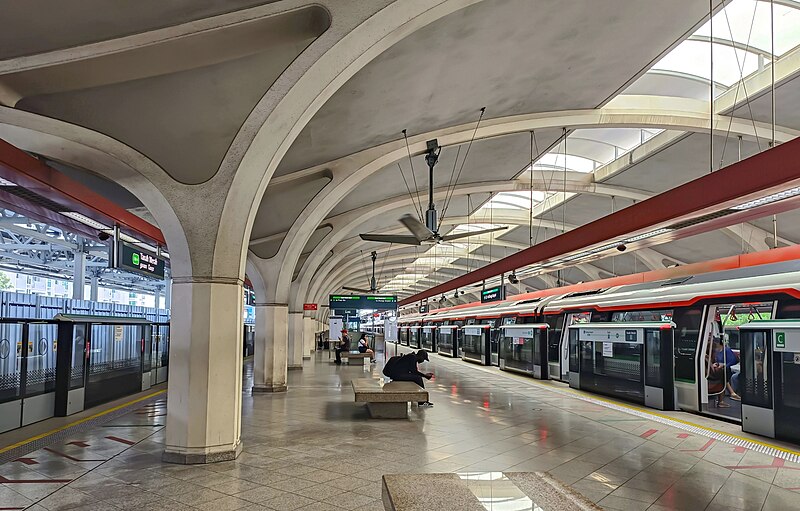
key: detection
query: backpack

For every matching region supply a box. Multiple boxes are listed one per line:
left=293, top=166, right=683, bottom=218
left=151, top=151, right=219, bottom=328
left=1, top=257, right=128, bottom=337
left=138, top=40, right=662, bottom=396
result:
left=383, top=355, right=401, bottom=377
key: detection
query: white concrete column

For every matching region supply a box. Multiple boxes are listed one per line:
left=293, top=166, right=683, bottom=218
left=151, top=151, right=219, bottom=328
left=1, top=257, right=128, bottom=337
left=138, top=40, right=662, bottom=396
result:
left=288, top=311, right=304, bottom=369
left=89, top=274, right=99, bottom=301
left=303, top=315, right=315, bottom=359
left=164, top=276, right=172, bottom=309
left=72, top=248, right=85, bottom=300
left=162, top=278, right=243, bottom=464
left=253, top=303, right=288, bottom=393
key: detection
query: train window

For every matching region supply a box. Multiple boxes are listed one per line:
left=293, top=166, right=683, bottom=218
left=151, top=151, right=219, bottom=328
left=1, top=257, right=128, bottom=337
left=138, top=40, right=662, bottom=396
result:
left=503, top=317, right=516, bottom=325
left=777, top=301, right=800, bottom=319
left=612, top=310, right=673, bottom=322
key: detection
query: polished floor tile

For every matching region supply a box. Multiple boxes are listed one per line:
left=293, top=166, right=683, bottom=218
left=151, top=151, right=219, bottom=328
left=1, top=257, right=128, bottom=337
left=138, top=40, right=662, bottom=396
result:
left=1, top=348, right=799, bottom=510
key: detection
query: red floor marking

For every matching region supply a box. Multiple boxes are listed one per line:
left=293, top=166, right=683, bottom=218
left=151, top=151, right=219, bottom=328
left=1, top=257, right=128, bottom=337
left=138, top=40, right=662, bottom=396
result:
left=677, top=433, right=690, bottom=439
left=640, top=429, right=658, bottom=439
left=66, top=441, right=89, bottom=448
left=13, top=458, right=37, bottom=465
left=42, top=447, right=104, bottom=462
left=0, top=475, right=72, bottom=484
left=105, top=436, right=136, bottom=446
left=734, top=446, right=747, bottom=453
left=725, top=457, right=800, bottom=470
left=681, top=438, right=715, bottom=452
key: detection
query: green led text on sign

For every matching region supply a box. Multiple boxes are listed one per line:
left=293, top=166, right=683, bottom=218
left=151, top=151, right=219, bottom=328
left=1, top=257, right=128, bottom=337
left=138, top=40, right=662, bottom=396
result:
left=329, top=294, right=398, bottom=310
left=115, top=242, right=165, bottom=280
left=777, top=331, right=786, bottom=349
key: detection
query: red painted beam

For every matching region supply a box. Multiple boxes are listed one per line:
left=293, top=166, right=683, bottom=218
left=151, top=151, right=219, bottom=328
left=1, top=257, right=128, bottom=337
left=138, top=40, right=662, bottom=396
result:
left=0, top=138, right=165, bottom=246
left=401, top=137, right=800, bottom=306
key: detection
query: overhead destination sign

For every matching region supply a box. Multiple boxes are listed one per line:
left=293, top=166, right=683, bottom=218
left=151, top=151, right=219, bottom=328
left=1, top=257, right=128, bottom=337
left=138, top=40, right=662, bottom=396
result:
left=481, top=285, right=505, bottom=303
left=329, top=295, right=398, bottom=310
left=116, top=242, right=165, bottom=279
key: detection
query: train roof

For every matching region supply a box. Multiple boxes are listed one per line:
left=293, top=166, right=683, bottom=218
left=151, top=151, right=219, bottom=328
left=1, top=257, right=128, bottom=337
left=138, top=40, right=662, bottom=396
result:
left=403, top=255, right=800, bottom=321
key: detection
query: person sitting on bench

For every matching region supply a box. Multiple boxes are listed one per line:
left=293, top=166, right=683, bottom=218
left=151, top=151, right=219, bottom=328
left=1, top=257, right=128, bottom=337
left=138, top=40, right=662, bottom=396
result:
left=357, top=333, right=376, bottom=362
left=383, top=350, right=434, bottom=407
left=335, top=328, right=351, bottom=365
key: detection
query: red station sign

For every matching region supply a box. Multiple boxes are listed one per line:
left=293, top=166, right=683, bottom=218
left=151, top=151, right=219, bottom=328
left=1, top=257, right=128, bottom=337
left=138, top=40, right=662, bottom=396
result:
left=303, top=303, right=318, bottom=311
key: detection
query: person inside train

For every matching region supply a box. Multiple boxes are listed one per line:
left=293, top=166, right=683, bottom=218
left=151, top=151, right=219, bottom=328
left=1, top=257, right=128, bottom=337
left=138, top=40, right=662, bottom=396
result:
left=707, top=340, right=728, bottom=408
left=382, top=349, right=434, bottom=406
left=334, top=328, right=351, bottom=365
left=715, top=336, right=741, bottom=401
left=357, top=333, right=375, bottom=362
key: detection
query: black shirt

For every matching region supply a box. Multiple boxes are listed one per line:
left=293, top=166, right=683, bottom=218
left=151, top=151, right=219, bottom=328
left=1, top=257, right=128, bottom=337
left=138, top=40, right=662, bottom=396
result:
left=391, top=353, right=424, bottom=377
left=339, top=334, right=351, bottom=350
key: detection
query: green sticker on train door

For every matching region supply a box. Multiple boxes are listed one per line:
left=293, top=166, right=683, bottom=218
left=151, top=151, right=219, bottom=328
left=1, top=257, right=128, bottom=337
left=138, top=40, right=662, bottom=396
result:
left=776, top=332, right=786, bottom=349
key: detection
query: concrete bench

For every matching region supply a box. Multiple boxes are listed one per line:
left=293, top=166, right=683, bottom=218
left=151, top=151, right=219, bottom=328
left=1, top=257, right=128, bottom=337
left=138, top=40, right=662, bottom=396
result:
left=340, top=352, right=371, bottom=366
left=382, top=471, right=602, bottom=511
left=352, top=381, right=428, bottom=418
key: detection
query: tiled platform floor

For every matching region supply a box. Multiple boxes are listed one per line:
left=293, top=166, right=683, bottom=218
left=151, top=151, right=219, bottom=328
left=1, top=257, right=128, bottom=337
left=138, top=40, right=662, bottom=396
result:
left=3, top=348, right=800, bottom=510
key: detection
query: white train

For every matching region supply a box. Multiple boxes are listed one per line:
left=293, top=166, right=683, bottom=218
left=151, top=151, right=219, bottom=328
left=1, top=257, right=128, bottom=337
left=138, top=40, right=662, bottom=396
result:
left=397, top=258, right=800, bottom=437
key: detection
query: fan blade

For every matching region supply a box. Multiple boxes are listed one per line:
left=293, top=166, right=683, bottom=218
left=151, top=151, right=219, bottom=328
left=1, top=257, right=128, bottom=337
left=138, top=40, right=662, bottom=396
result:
left=343, top=286, right=371, bottom=293
left=359, top=233, right=421, bottom=245
left=440, top=226, right=508, bottom=242
left=399, top=214, right=435, bottom=242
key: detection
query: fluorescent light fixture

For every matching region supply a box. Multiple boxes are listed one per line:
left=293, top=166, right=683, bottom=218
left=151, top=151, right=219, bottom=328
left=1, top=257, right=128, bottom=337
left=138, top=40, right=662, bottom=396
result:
left=731, top=186, right=800, bottom=211
left=60, top=212, right=111, bottom=231
left=0, top=177, right=17, bottom=186
left=623, top=228, right=672, bottom=243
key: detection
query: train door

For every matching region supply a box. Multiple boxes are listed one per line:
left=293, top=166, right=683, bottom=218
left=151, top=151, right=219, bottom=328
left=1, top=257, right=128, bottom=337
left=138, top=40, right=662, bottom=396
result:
left=697, top=301, right=774, bottom=422
left=557, top=312, right=591, bottom=381
left=487, top=319, right=500, bottom=366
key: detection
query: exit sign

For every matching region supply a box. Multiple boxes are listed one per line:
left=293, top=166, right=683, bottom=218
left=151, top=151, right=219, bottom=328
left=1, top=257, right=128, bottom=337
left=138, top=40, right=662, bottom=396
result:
left=303, top=303, right=318, bottom=311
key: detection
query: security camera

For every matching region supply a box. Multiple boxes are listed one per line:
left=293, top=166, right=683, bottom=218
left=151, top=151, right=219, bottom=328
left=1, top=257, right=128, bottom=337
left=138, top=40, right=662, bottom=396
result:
left=508, top=272, right=519, bottom=284
left=616, top=244, right=627, bottom=252
left=98, top=232, right=111, bottom=241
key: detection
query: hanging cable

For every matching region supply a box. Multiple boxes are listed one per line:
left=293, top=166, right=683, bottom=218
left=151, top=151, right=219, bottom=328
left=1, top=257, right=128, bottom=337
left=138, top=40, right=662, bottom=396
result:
left=562, top=127, right=567, bottom=235
left=611, top=197, right=616, bottom=276
left=439, top=107, right=486, bottom=230
left=359, top=250, right=370, bottom=288
left=376, top=245, right=391, bottom=290
left=718, top=2, right=761, bottom=167
left=709, top=0, right=714, bottom=174
left=396, top=162, right=423, bottom=223
left=467, top=194, right=472, bottom=272
left=402, top=130, right=425, bottom=221
left=772, top=0, right=778, bottom=249
left=529, top=131, right=534, bottom=247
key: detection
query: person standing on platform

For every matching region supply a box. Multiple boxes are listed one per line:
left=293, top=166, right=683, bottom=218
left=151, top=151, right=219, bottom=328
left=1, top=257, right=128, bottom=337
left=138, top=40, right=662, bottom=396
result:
left=335, top=328, right=351, bottom=365
left=383, top=349, right=434, bottom=406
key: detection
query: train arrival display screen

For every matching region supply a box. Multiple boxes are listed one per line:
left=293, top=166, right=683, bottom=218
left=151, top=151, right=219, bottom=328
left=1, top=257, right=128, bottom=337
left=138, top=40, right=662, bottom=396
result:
left=329, top=294, right=398, bottom=310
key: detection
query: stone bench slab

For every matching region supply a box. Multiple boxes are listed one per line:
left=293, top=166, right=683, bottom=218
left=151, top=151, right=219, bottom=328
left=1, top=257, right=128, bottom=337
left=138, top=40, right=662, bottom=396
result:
left=382, top=471, right=601, bottom=511
left=352, top=381, right=428, bottom=403
left=352, top=381, right=428, bottom=419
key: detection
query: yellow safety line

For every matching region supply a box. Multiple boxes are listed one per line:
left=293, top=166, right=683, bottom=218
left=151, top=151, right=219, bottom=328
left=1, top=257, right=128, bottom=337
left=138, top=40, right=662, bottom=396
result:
left=0, top=389, right=166, bottom=455
left=415, top=346, right=800, bottom=458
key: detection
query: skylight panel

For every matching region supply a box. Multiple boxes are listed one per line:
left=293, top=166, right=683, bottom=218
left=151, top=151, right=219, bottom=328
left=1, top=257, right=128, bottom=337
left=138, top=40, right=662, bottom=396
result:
left=652, top=40, right=762, bottom=87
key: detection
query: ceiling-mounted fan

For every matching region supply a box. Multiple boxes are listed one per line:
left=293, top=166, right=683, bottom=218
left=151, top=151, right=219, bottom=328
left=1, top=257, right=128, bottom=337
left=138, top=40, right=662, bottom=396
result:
left=359, top=139, right=507, bottom=246
left=343, top=251, right=378, bottom=293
